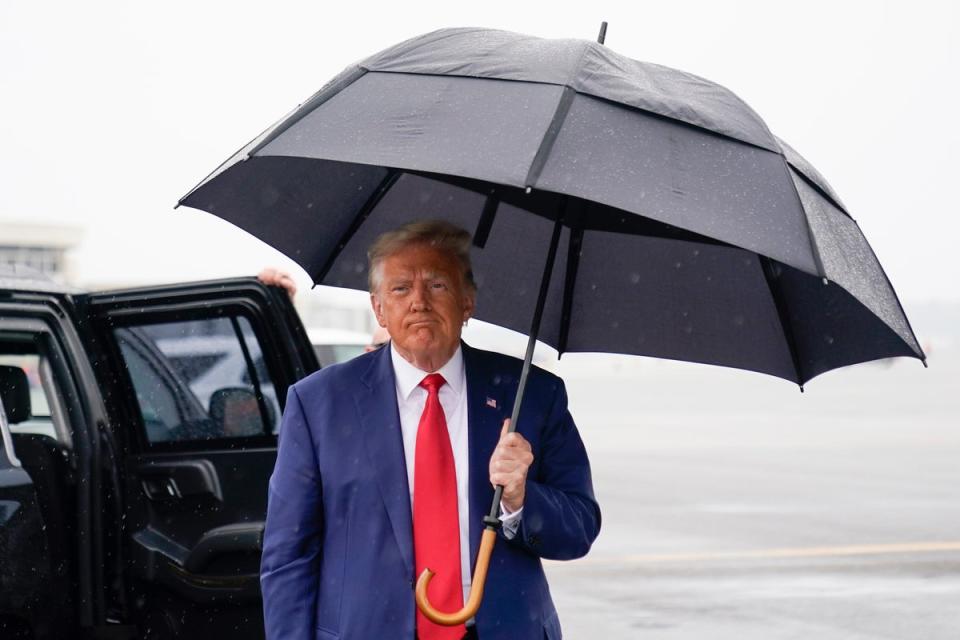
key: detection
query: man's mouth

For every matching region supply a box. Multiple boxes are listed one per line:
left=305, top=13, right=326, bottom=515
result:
left=408, top=318, right=436, bottom=328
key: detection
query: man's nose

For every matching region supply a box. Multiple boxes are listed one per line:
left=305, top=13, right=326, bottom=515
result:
left=410, top=281, right=432, bottom=310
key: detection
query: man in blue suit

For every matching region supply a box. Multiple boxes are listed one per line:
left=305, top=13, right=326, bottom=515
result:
left=261, top=220, right=600, bottom=639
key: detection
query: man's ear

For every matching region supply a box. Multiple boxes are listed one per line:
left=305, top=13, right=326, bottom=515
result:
left=462, top=291, right=476, bottom=323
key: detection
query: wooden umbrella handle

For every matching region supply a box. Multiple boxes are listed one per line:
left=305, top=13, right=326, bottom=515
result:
left=415, top=527, right=498, bottom=625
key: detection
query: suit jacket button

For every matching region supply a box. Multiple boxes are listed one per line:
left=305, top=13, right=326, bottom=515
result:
left=527, top=535, right=540, bottom=547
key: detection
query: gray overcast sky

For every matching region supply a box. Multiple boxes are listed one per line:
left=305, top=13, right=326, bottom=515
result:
left=1, top=0, right=957, bottom=303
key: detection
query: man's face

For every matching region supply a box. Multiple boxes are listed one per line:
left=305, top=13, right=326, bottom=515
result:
left=370, top=242, right=475, bottom=371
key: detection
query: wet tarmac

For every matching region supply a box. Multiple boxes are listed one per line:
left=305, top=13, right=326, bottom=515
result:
left=542, top=335, right=959, bottom=638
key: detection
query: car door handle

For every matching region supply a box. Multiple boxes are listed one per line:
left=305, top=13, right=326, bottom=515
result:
left=137, top=459, right=223, bottom=502
left=141, top=476, right=181, bottom=500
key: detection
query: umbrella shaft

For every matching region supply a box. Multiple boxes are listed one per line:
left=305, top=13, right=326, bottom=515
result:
left=487, top=211, right=565, bottom=523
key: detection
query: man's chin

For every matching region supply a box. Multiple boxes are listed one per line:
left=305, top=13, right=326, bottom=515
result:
left=395, top=336, right=459, bottom=367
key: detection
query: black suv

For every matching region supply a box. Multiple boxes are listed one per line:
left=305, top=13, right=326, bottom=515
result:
left=0, top=268, right=318, bottom=639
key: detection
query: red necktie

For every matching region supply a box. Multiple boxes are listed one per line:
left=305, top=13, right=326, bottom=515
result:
left=413, top=373, right=465, bottom=640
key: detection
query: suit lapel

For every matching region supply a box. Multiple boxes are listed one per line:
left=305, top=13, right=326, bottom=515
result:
left=355, top=345, right=414, bottom=576
left=464, top=343, right=508, bottom=570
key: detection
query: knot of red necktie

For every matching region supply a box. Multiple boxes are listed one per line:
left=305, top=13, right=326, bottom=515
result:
left=419, top=372, right=446, bottom=395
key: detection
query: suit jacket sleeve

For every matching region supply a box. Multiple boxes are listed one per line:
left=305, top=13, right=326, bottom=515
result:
left=509, top=377, right=601, bottom=560
left=260, top=384, right=323, bottom=638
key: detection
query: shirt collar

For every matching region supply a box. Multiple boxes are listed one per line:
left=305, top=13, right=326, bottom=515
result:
left=390, top=342, right=464, bottom=401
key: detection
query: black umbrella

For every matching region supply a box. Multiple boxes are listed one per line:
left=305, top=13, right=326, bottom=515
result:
left=179, top=25, right=924, bottom=623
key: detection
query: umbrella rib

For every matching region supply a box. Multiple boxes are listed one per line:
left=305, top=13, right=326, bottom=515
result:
left=776, top=155, right=828, bottom=280
left=760, top=256, right=806, bottom=389
left=472, top=190, right=500, bottom=249
left=247, top=66, right=368, bottom=160
left=557, top=224, right=584, bottom=356
left=524, top=86, right=577, bottom=189
left=313, top=169, right=401, bottom=284
left=777, top=162, right=923, bottom=361
left=845, top=219, right=926, bottom=360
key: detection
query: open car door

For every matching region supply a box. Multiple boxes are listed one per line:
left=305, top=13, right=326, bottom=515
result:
left=79, top=277, right=318, bottom=639
left=1, top=289, right=108, bottom=638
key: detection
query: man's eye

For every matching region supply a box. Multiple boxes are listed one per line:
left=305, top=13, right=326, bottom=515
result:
left=392, top=285, right=409, bottom=294
left=431, top=282, right=447, bottom=290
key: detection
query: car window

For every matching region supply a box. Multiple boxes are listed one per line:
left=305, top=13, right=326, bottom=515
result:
left=0, top=354, right=51, bottom=418
left=0, top=334, right=71, bottom=446
left=239, top=355, right=270, bottom=385
left=313, top=343, right=366, bottom=367
left=116, top=333, right=193, bottom=442
left=114, top=315, right=280, bottom=445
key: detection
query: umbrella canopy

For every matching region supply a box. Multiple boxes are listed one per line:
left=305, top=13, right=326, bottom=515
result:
left=180, top=27, right=923, bottom=387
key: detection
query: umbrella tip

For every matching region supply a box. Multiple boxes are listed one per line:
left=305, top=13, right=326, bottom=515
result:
left=922, top=358, right=928, bottom=369
left=822, top=277, right=829, bottom=286
left=597, top=21, right=608, bottom=45
left=799, top=384, right=805, bottom=393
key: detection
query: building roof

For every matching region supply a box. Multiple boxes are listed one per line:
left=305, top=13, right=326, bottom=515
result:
left=0, top=263, right=77, bottom=294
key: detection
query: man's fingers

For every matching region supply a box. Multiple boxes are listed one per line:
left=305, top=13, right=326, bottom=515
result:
left=498, top=433, right=532, bottom=452
left=491, top=416, right=532, bottom=501
left=490, top=472, right=521, bottom=487
left=494, top=448, right=534, bottom=464
left=499, top=419, right=533, bottom=451
left=495, top=455, right=532, bottom=472
left=510, top=434, right=532, bottom=451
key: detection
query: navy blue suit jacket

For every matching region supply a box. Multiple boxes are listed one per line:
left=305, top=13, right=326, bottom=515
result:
left=261, top=342, right=600, bottom=639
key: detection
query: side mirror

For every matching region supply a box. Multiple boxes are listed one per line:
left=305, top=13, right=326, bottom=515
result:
left=208, top=388, right=274, bottom=437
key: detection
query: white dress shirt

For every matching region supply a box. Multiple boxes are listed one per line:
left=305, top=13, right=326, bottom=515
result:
left=390, top=343, right=521, bottom=607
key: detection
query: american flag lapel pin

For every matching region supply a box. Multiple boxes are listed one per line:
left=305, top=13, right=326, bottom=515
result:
left=485, top=397, right=497, bottom=409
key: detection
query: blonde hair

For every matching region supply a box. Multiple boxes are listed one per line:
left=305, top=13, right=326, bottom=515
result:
left=367, top=220, right=476, bottom=293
